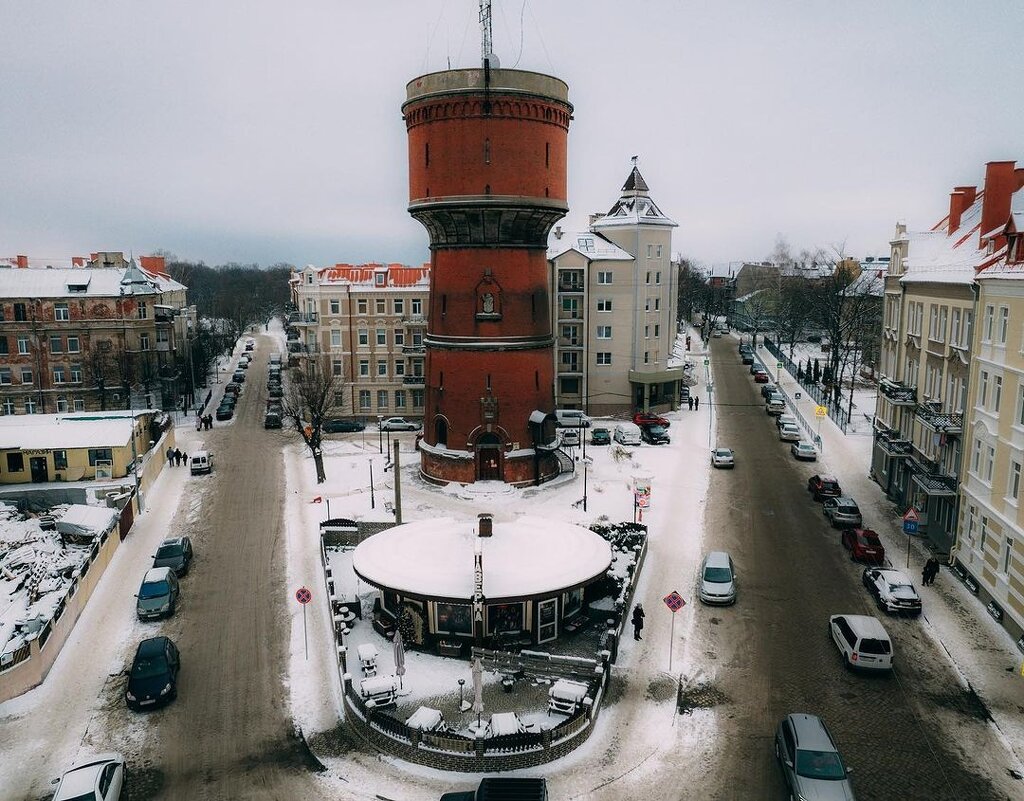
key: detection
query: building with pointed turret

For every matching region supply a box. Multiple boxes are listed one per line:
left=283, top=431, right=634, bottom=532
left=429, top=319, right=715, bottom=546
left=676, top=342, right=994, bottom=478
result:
left=548, top=164, right=683, bottom=415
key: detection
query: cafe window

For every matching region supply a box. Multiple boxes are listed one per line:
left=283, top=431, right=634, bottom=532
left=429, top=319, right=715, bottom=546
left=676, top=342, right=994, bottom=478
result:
left=7, top=453, right=25, bottom=472
left=54, top=450, right=68, bottom=470
left=434, top=602, right=473, bottom=635
left=88, top=448, right=113, bottom=466
left=486, top=603, right=524, bottom=636
left=563, top=587, right=583, bottom=618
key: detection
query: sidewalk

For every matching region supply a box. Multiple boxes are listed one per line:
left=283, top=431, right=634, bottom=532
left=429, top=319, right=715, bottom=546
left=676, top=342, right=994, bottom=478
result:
left=754, top=336, right=1024, bottom=768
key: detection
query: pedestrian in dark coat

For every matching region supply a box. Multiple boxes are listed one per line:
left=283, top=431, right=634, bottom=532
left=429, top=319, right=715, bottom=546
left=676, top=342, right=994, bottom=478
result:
left=173, top=448, right=182, bottom=467
left=924, top=557, right=940, bottom=586
left=205, top=414, right=212, bottom=430
left=687, top=397, right=694, bottom=411
left=694, top=396, right=700, bottom=410
left=166, top=447, right=174, bottom=466
left=182, top=452, right=189, bottom=467
left=631, top=603, right=645, bottom=641
left=196, top=416, right=202, bottom=432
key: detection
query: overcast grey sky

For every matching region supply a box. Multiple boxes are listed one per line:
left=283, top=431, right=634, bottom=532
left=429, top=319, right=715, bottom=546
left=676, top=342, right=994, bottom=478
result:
left=2, top=1, right=1022, bottom=268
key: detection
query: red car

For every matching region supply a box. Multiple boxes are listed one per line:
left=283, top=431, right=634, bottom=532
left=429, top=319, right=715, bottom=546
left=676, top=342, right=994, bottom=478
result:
left=633, top=412, right=670, bottom=428
left=753, top=370, right=769, bottom=383
left=842, top=528, right=885, bottom=564
left=807, top=474, right=842, bottom=501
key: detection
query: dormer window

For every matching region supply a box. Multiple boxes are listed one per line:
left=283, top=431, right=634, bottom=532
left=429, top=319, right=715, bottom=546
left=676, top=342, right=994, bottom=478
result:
left=375, top=273, right=386, bottom=287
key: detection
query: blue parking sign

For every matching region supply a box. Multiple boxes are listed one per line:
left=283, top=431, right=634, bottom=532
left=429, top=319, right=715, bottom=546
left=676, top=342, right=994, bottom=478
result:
left=903, top=520, right=918, bottom=535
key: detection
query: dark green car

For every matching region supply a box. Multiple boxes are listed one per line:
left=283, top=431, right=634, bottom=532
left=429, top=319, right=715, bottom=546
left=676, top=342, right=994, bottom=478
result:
left=590, top=427, right=611, bottom=445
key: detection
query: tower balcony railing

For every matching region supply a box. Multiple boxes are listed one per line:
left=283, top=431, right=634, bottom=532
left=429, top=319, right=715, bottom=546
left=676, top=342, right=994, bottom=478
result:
left=557, top=281, right=585, bottom=293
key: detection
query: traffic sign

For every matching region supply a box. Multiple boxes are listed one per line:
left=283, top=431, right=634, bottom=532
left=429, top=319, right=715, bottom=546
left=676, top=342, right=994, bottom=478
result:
left=814, top=405, right=828, bottom=418
left=295, top=586, right=312, bottom=605
left=903, top=507, right=920, bottom=523
left=703, top=358, right=710, bottom=367
left=777, top=361, right=783, bottom=370
left=663, top=591, right=686, bottom=612
left=903, top=520, right=919, bottom=535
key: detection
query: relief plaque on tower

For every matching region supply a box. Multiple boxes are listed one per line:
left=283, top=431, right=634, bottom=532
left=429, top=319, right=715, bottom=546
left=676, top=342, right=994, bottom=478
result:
left=474, top=273, right=502, bottom=321
left=480, top=395, right=499, bottom=423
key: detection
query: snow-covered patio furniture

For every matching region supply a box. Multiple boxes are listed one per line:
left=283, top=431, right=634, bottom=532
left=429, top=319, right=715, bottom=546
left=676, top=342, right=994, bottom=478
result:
left=359, top=674, right=398, bottom=708
left=357, top=643, right=379, bottom=677
left=548, top=679, right=589, bottom=716
left=488, top=711, right=527, bottom=737
left=405, top=706, right=445, bottom=732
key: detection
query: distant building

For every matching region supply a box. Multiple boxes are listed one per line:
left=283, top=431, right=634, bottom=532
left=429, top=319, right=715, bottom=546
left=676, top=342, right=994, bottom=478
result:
left=288, top=263, right=429, bottom=419
left=0, top=253, right=195, bottom=415
left=548, top=165, right=683, bottom=416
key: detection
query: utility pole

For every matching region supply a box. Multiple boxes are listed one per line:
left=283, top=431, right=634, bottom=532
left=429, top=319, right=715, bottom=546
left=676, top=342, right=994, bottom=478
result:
left=392, top=439, right=403, bottom=524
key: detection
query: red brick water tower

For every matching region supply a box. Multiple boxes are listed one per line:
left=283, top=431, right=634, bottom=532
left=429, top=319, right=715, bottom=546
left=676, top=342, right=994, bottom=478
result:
left=403, top=61, right=572, bottom=485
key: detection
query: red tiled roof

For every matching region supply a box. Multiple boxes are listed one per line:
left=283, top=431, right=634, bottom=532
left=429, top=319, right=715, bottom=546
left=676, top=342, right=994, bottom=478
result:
left=318, top=263, right=430, bottom=287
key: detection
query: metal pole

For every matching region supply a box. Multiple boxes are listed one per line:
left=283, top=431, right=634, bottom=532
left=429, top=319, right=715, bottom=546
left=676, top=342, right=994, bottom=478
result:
left=668, top=612, right=675, bottom=671
left=393, top=439, right=403, bottom=524
left=378, top=418, right=383, bottom=453
left=303, top=603, right=308, bottom=660
left=906, top=528, right=911, bottom=569
left=583, top=460, right=588, bottom=512
left=370, top=460, right=375, bottom=509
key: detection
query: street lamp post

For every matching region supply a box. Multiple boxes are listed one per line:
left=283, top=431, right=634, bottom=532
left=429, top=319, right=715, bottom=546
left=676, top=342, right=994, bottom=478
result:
left=583, top=456, right=592, bottom=512
left=377, top=416, right=384, bottom=454
left=369, top=460, right=376, bottom=509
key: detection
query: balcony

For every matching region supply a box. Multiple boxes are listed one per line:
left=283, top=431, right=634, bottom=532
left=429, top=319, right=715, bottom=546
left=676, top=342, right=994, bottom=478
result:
left=909, top=456, right=958, bottom=496
left=293, top=312, right=318, bottom=325
left=557, top=363, right=582, bottom=375
left=557, top=281, right=584, bottom=293
left=402, top=315, right=427, bottom=326
left=154, top=305, right=176, bottom=323
left=915, top=403, right=963, bottom=435
left=879, top=379, right=917, bottom=405
left=403, top=375, right=425, bottom=386
left=557, top=309, right=583, bottom=321
left=557, top=337, right=583, bottom=348
left=401, top=344, right=426, bottom=354
left=875, top=429, right=912, bottom=458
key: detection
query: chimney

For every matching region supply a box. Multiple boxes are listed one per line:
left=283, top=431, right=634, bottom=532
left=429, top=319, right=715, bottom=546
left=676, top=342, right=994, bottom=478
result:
left=15, top=255, right=28, bottom=269
left=979, top=161, right=1019, bottom=249
left=477, top=513, right=493, bottom=537
left=72, top=257, right=85, bottom=267
left=947, top=186, right=977, bottom=235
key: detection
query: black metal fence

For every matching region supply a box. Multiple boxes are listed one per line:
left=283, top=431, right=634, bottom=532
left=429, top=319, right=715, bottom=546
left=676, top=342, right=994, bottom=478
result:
left=763, top=338, right=849, bottom=433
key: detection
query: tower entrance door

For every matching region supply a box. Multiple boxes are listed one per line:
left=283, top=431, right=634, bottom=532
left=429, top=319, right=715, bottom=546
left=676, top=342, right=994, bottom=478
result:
left=476, top=433, right=502, bottom=481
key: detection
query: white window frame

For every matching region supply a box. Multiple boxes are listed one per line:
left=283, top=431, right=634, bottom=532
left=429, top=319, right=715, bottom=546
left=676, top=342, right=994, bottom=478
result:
left=359, top=359, right=369, bottom=377
left=596, top=326, right=612, bottom=339
left=994, top=375, right=1003, bottom=412
left=1009, top=460, right=1021, bottom=503
left=597, top=271, right=612, bottom=285
left=597, top=298, right=612, bottom=312
left=377, top=360, right=388, bottom=377
left=54, top=303, right=69, bottom=321
left=983, top=304, right=994, bottom=342
left=596, top=352, right=611, bottom=366
left=330, top=329, right=342, bottom=347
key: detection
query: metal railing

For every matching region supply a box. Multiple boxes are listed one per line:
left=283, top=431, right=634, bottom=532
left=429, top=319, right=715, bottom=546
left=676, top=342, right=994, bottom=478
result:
left=763, top=338, right=849, bottom=433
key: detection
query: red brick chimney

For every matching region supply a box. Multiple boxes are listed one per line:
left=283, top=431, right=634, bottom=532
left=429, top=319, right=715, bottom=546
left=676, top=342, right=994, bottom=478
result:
left=948, top=185, right=977, bottom=235
left=980, top=161, right=1024, bottom=250
left=15, top=255, right=28, bottom=269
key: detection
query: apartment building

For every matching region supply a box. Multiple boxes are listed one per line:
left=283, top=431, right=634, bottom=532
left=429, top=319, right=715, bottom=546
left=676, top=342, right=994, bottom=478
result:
left=0, top=253, right=194, bottom=414
left=289, top=263, right=429, bottom=419
left=547, top=165, right=683, bottom=416
left=956, top=162, right=1024, bottom=643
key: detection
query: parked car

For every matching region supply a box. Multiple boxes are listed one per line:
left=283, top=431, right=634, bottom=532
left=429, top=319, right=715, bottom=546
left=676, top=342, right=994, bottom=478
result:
left=633, top=411, right=670, bottom=428
left=225, top=382, right=242, bottom=396
left=152, top=536, right=194, bottom=576
left=215, top=406, right=234, bottom=421
left=613, top=422, right=642, bottom=446
left=823, top=496, right=863, bottom=528
left=842, top=528, right=885, bottom=564
left=698, top=551, right=737, bottom=605
left=749, top=362, right=761, bottom=375
left=759, top=383, right=778, bottom=399
left=554, top=409, right=591, bottom=428
left=774, top=713, right=856, bottom=801
left=765, top=397, right=786, bottom=415
left=741, top=352, right=755, bottom=365
left=640, top=424, right=670, bottom=445
left=264, top=411, right=282, bottom=429
left=560, top=429, right=581, bottom=447
left=711, top=447, right=735, bottom=468
left=237, top=358, right=249, bottom=370
left=190, top=450, right=212, bottom=476
left=779, top=423, right=801, bottom=442
left=51, top=753, right=126, bottom=801
left=232, top=371, right=246, bottom=383
left=125, top=636, right=180, bottom=711
left=753, top=369, right=770, bottom=383
left=269, top=352, right=282, bottom=364
left=268, top=385, right=283, bottom=399
left=776, top=412, right=797, bottom=430
left=245, top=339, right=255, bottom=351
left=862, top=568, right=922, bottom=615
left=323, top=418, right=366, bottom=433
left=379, top=417, right=420, bottom=431
left=590, top=427, right=611, bottom=445
left=807, top=474, right=842, bottom=501
left=791, top=441, right=818, bottom=461
left=136, top=567, right=179, bottom=621
left=829, top=614, right=893, bottom=671
left=440, top=777, right=548, bottom=801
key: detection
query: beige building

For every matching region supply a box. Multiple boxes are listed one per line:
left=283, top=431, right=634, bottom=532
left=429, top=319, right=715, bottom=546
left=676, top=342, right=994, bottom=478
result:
left=0, top=253, right=195, bottom=414
left=288, top=263, right=429, bottom=419
left=547, top=165, right=683, bottom=415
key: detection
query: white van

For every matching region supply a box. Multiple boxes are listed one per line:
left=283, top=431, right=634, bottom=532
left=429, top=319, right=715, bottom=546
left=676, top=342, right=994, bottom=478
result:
left=190, top=450, right=213, bottom=475
left=829, top=614, right=893, bottom=671
left=613, top=422, right=642, bottom=446
left=555, top=409, right=591, bottom=428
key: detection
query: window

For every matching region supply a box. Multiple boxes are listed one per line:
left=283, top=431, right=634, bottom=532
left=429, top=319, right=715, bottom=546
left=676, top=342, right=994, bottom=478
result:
left=67, top=335, right=80, bottom=353
left=980, top=516, right=989, bottom=551
left=962, top=310, right=973, bottom=347
left=49, top=335, right=62, bottom=353
left=17, top=336, right=29, bottom=355
left=597, top=298, right=612, bottom=312
left=645, top=271, right=651, bottom=284
left=139, top=333, right=150, bottom=351
left=597, top=271, right=612, bottom=285
left=411, top=330, right=422, bottom=346
left=358, top=329, right=368, bottom=346
left=0, top=368, right=10, bottom=385
left=656, top=245, right=663, bottom=258
left=53, top=366, right=66, bottom=384
left=330, top=329, right=342, bottom=347
left=54, top=302, right=69, bottom=321
left=394, top=329, right=405, bottom=346
left=376, top=299, right=386, bottom=314
left=357, top=299, right=368, bottom=315
left=376, top=328, right=386, bottom=345
left=20, top=368, right=32, bottom=384
left=53, top=450, right=67, bottom=470
left=994, top=375, right=1003, bottom=412
left=644, top=298, right=651, bottom=312
left=88, top=448, right=113, bottom=466
left=1004, top=538, right=1013, bottom=574
left=1017, top=383, right=1024, bottom=425
left=394, top=361, right=405, bottom=376
left=359, top=390, right=371, bottom=410
left=985, top=445, right=995, bottom=482
left=56, top=396, right=67, bottom=412
left=644, top=325, right=650, bottom=339
left=928, top=305, right=938, bottom=339
left=332, top=359, right=343, bottom=377
left=329, top=298, right=340, bottom=314
left=998, top=306, right=1009, bottom=344
left=411, top=298, right=422, bottom=316
left=951, top=308, right=961, bottom=344
left=70, top=364, right=82, bottom=383
left=359, top=359, right=369, bottom=377
left=656, top=271, right=661, bottom=284
left=654, top=298, right=660, bottom=311
left=1, top=398, right=12, bottom=414
left=137, top=302, right=148, bottom=320
left=375, top=273, right=385, bottom=287
left=983, top=304, right=994, bottom=341
left=412, top=389, right=424, bottom=408
left=73, top=399, right=84, bottom=411
left=24, top=398, right=36, bottom=414
left=596, top=326, right=611, bottom=339
left=6, top=453, right=24, bottom=472
left=1009, top=460, right=1021, bottom=502
left=938, top=307, right=947, bottom=342
left=394, top=299, right=404, bottom=314
left=596, top=352, right=611, bottom=365
left=646, top=245, right=653, bottom=258
left=654, top=324, right=660, bottom=337
left=644, top=352, right=650, bottom=364
left=979, top=371, right=989, bottom=407
left=395, top=389, right=406, bottom=408
left=0, top=337, right=6, bottom=355
left=377, top=360, right=388, bottom=376
left=156, top=329, right=169, bottom=347
left=377, top=390, right=388, bottom=409
left=14, top=303, right=26, bottom=321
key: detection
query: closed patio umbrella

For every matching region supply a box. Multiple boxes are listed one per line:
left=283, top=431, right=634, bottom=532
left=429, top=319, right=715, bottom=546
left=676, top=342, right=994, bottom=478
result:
left=471, top=657, right=484, bottom=727
left=393, top=629, right=406, bottom=689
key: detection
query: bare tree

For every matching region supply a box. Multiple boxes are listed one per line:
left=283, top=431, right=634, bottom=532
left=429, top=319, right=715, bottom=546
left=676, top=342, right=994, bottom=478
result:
left=281, top=356, right=340, bottom=484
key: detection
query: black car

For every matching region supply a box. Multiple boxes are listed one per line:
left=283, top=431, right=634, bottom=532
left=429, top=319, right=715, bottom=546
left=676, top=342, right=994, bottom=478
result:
left=152, top=536, right=193, bottom=576
left=232, top=371, right=246, bottom=383
left=640, top=424, right=671, bottom=444
left=760, top=383, right=778, bottom=399
left=323, top=419, right=366, bottom=433
left=264, top=412, right=282, bottom=429
left=268, top=385, right=283, bottom=399
left=225, top=382, right=242, bottom=396
left=590, top=426, right=611, bottom=445
left=215, top=406, right=234, bottom=421
left=125, top=636, right=180, bottom=711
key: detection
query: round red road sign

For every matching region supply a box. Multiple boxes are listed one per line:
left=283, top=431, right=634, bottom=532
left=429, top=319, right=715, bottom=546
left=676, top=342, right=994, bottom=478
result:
left=295, top=586, right=312, bottom=605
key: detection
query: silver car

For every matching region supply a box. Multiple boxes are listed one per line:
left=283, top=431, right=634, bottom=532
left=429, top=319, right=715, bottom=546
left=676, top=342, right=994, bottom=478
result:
left=698, top=551, right=736, bottom=605
left=779, top=422, right=801, bottom=442
left=711, top=447, right=735, bottom=468
left=775, top=713, right=856, bottom=800
left=823, top=496, right=863, bottom=528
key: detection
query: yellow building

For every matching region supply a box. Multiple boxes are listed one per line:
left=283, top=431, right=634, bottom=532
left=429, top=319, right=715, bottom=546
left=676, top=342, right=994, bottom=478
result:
left=0, top=410, right=156, bottom=484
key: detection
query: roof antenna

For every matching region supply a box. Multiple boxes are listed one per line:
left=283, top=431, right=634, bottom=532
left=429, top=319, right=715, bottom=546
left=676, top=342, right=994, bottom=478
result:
left=480, top=0, right=499, bottom=69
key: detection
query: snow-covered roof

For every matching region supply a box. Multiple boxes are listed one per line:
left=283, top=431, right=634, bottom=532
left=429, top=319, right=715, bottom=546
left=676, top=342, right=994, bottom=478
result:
left=0, top=262, right=184, bottom=299
left=591, top=166, right=677, bottom=229
left=0, top=412, right=146, bottom=450
left=900, top=189, right=994, bottom=285
left=352, top=515, right=612, bottom=601
left=56, top=505, right=119, bottom=538
left=314, top=263, right=430, bottom=288
left=847, top=268, right=885, bottom=297
left=547, top=230, right=634, bottom=262
left=734, top=288, right=770, bottom=303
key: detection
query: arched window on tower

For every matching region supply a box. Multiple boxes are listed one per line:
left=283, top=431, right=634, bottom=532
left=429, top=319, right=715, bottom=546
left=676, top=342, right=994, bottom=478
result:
left=435, top=418, right=448, bottom=446
left=484, top=138, right=491, bottom=165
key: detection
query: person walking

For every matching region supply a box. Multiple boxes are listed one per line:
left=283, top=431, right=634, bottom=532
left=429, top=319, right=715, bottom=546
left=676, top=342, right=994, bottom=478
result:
left=173, top=448, right=182, bottom=467
left=182, top=452, right=189, bottom=467
left=687, top=396, right=694, bottom=411
left=166, top=446, right=174, bottom=467
left=924, top=557, right=940, bottom=586
left=196, top=415, right=202, bottom=432
left=694, top=396, right=700, bottom=410
left=631, top=603, right=645, bottom=641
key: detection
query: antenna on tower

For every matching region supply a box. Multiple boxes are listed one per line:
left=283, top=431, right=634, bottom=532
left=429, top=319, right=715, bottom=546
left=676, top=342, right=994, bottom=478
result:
left=480, top=0, right=499, bottom=68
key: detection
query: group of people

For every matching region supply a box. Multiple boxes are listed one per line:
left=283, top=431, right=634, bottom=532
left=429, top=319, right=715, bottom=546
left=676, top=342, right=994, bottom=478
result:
left=685, top=395, right=700, bottom=411
left=195, top=414, right=213, bottom=431
left=922, top=556, right=941, bottom=586
left=165, top=447, right=189, bottom=468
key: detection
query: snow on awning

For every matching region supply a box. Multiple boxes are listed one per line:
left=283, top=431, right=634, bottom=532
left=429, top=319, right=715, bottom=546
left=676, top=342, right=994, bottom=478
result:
left=55, top=505, right=119, bottom=539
